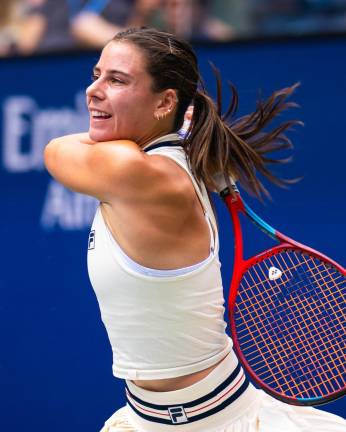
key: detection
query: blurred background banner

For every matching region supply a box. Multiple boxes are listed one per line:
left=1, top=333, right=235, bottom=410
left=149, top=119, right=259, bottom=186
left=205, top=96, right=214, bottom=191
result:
left=0, top=4, right=346, bottom=430
left=2, top=0, right=346, bottom=57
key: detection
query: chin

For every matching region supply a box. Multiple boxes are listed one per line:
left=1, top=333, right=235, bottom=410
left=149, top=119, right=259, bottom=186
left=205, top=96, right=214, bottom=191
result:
left=89, top=127, right=115, bottom=142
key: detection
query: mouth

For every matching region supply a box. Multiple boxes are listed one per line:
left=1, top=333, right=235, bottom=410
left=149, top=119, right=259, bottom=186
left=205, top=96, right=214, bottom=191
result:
left=89, top=109, right=112, bottom=121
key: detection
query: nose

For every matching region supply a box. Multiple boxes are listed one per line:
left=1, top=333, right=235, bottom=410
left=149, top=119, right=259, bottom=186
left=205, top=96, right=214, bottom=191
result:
left=86, top=78, right=105, bottom=101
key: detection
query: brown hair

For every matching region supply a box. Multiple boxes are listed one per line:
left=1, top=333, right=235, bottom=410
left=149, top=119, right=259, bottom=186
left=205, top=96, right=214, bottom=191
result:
left=112, top=27, right=301, bottom=199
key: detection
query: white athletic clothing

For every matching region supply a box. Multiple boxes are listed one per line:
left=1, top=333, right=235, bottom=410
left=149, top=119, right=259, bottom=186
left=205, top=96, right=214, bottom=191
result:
left=100, top=351, right=346, bottom=432
left=88, top=133, right=346, bottom=431
left=105, top=205, right=215, bottom=278
left=87, top=133, right=232, bottom=380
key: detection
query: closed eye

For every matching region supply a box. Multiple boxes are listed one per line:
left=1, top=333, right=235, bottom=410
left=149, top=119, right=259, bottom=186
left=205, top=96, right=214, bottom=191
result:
left=109, top=77, right=124, bottom=85
left=91, top=73, right=126, bottom=85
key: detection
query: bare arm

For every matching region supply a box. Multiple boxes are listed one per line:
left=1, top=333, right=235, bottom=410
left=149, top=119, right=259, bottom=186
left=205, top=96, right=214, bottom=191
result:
left=16, top=13, right=46, bottom=55
left=44, top=133, right=149, bottom=201
left=71, top=12, right=124, bottom=48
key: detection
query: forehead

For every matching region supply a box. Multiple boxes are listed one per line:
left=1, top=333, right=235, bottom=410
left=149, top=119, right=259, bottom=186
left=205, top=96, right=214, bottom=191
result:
left=95, top=41, right=147, bottom=76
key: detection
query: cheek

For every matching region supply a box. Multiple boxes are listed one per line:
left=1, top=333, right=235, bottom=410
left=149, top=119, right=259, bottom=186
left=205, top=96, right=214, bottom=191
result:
left=111, top=94, right=156, bottom=129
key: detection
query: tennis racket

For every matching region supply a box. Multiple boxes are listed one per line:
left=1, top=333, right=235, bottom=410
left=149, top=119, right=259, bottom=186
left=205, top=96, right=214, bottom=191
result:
left=214, top=174, right=346, bottom=406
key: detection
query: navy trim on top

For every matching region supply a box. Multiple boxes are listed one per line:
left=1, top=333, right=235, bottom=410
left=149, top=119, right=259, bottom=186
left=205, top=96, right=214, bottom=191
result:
left=143, top=140, right=182, bottom=153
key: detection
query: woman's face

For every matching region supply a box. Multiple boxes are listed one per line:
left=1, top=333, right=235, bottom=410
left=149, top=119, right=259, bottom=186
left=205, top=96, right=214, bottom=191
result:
left=86, top=41, right=164, bottom=144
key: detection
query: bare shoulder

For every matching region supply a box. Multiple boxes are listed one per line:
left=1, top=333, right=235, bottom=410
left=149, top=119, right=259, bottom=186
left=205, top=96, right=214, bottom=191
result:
left=143, top=155, right=194, bottom=199
left=113, top=150, right=195, bottom=207
left=90, top=141, right=192, bottom=200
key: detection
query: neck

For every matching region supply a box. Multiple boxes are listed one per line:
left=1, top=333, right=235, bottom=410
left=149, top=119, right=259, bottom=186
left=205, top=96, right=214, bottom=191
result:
left=136, top=120, right=176, bottom=149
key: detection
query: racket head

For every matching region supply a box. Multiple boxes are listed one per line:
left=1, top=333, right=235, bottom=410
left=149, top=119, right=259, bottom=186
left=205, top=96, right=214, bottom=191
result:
left=229, top=243, right=346, bottom=406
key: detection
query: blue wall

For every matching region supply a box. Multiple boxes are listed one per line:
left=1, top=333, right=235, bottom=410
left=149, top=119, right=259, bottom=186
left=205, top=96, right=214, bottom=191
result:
left=0, top=38, right=345, bottom=430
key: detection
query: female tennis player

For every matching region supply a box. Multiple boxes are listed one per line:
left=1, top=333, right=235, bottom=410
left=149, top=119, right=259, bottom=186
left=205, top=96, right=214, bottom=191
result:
left=44, top=28, right=346, bottom=431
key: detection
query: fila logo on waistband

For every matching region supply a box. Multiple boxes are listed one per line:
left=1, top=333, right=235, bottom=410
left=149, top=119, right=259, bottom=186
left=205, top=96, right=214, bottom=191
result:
left=88, top=230, right=95, bottom=250
left=125, top=362, right=249, bottom=426
left=168, top=406, right=188, bottom=424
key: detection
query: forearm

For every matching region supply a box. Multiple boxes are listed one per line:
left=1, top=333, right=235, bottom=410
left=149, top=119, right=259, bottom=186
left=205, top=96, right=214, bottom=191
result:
left=71, top=13, right=123, bottom=48
left=16, top=14, right=46, bottom=55
left=48, top=132, right=95, bottom=147
left=43, top=134, right=145, bottom=199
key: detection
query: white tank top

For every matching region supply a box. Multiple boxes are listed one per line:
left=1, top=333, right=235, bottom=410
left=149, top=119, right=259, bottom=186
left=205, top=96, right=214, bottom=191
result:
left=87, top=134, right=232, bottom=380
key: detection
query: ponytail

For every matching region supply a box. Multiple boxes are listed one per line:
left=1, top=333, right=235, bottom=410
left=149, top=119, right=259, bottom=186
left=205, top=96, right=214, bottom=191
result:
left=112, top=27, right=300, bottom=199
left=183, top=73, right=301, bottom=199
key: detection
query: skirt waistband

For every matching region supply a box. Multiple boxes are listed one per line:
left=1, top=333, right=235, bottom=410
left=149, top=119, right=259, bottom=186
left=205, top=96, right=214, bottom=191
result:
left=125, top=351, right=260, bottom=430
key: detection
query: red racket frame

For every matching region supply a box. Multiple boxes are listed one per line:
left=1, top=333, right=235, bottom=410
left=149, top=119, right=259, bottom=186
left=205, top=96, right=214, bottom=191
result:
left=223, top=191, right=346, bottom=406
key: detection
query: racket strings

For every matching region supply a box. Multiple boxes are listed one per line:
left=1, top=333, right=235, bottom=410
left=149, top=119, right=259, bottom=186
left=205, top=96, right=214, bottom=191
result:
left=251, top=252, right=345, bottom=396
left=241, top=302, right=345, bottom=395
left=236, top=279, right=345, bottom=338
left=249, top=257, right=343, bottom=362
left=238, top=264, right=344, bottom=309
left=249, top=254, right=345, bottom=364
left=238, top=285, right=342, bottom=398
left=291, top=253, right=345, bottom=377
left=241, top=270, right=296, bottom=391
left=234, top=249, right=346, bottom=400
left=299, top=254, right=345, bottom=328
left=238, top=257, right=344, bottom=313
left=240, top=253, right=345, bottom=335
left=261, top=252, right=345, bottom=392
left=242, top=267, right=323, bottom=397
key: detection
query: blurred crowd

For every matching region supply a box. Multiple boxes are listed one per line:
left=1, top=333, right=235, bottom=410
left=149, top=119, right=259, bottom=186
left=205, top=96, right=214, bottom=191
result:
left=1, top=0, right=346, bottom=57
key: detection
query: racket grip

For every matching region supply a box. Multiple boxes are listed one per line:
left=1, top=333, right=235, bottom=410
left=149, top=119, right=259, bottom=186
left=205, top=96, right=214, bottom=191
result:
left=212, top=173, right=239, bottom=195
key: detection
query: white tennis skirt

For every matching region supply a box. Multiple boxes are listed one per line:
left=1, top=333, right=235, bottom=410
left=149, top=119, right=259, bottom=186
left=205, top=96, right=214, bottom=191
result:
left=100, top=351, right=346, bottom=432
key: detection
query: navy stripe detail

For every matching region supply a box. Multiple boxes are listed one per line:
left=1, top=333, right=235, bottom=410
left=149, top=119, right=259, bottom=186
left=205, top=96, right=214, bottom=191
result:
left=127, top=378, right=250, bottom=425
left=143, top=140, right=182, bottom=153
left=125, top=362, right=242, bottom=411
left=126, top=398, right=172, bottom=425
left=187, top=379, right=250, bottom=422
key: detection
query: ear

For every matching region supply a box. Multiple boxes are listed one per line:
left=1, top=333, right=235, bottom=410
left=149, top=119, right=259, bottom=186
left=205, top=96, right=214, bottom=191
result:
left=154, top=89, right=179, bottom=119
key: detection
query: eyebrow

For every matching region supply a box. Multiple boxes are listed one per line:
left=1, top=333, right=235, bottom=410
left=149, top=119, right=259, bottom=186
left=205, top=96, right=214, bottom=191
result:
left=93, top=66, right=132, bottom=79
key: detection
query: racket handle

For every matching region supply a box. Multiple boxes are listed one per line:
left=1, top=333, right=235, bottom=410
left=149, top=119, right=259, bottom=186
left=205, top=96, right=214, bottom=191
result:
left=212, top=173, right=239, bottom=195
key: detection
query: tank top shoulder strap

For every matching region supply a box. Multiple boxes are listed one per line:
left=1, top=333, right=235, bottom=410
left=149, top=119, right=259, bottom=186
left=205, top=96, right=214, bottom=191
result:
left=143, top=140, right=219, bottom=255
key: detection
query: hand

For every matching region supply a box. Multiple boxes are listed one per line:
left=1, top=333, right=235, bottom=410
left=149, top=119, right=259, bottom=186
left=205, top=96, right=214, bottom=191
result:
left=178, top=105, right=194, bottom=138
left=185, top=105, right=194, bottom=121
